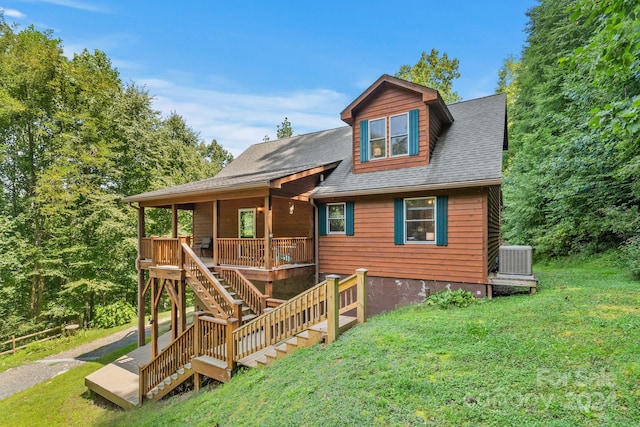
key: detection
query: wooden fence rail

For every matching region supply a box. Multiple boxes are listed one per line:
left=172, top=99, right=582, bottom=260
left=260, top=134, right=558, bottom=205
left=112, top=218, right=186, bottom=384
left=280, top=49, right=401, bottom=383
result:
left=0, top=325, right=66, bottom=356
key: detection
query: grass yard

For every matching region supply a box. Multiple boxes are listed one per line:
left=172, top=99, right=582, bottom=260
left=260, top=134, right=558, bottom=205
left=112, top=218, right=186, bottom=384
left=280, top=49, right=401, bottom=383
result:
left=1, top=254, right=638, bottom=426
left=106, top=254, right=639, bottom=426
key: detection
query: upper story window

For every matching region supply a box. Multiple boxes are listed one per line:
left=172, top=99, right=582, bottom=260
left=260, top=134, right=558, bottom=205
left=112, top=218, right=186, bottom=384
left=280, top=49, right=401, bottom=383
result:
left=361, top=109, right=418, bottom=163
left=369, top=118, right=386, bottom=159
left=390, top=113, right=408, bottom=156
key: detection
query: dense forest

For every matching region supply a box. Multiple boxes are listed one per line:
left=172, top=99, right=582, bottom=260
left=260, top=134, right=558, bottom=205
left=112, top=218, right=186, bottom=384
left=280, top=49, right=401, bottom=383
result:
left=1, top=0, right=638, bottom=340
left=0, top=18, right=232, bottom=339
left=503, top=0, right=639, bottom=271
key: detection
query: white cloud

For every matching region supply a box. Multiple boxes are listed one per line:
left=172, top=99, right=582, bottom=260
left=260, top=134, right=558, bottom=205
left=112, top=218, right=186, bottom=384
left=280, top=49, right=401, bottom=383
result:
left=35, top=0, right=109, bottom=13
left=144, top=80, right=349, bottom=156
left=1, top=8, right=26, bottom=18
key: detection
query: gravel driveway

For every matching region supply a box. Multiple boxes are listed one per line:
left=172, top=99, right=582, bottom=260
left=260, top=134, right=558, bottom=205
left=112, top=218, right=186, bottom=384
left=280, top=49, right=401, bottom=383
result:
left=0, top=320, right=168, bottom=401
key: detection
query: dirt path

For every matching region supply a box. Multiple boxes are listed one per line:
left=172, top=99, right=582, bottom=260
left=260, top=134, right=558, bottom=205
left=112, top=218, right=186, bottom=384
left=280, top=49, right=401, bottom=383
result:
left=0, top=320, right=169, bottom=401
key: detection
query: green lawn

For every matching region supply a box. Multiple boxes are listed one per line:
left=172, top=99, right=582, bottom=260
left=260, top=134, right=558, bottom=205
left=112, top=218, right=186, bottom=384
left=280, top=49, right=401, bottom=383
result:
left=2, top=255, right=638, bottom=426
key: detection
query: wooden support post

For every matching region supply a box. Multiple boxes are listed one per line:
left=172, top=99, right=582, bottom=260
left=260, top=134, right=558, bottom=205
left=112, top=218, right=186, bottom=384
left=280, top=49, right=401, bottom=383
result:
left=179, top=280, right=187, bottom=333
left=356, top=268, right=368, bottom=324
left=487, top=284, right=493, bottom=300
left=171, top=280, right=178, bottom=341
left=264, top=195, right=272, bottom=270
left=137, top=206, right=146, bottom=347
left=193, top=313, right=200, bottom=356
left=233, top=300, right=243, bottom=324
left=226, top=320, right=236, bottom=370
left=265, top=281, right=273, bottom=298
left=151, top=278, right=158, bottom=358
left=326, top=275, right=340, bottom=344
left=213, top=200, right=219, bottom=267
left=171, top=204, right=178, bottom=238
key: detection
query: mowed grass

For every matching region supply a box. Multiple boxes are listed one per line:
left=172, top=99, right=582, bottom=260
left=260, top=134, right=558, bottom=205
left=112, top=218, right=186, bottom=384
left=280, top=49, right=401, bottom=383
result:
left=1, top=256, right=638, bottom=426
left=106, top=255, right=640, bottom=427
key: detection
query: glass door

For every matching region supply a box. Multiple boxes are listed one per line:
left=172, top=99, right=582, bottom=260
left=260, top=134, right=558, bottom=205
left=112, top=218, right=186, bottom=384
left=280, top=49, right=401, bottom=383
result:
left=238, top=208, right=256, bottom=238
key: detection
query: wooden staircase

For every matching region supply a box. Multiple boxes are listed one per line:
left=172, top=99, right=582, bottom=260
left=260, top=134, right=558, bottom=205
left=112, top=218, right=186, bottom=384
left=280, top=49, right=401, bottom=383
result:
left=87, top=245, right=369, bottom=409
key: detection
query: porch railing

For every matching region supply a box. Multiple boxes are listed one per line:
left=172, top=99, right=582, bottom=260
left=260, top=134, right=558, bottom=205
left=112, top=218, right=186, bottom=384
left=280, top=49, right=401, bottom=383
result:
left=217, top=267, right=268, bottom=315
left=141, top=236, right=191, bottom=263
left=217, top=237, right=313, bottom=268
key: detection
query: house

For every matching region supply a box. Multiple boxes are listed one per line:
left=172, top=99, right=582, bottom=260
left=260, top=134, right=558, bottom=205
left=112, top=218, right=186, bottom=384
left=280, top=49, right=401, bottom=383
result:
left=86, top=75, right=506, bottom=408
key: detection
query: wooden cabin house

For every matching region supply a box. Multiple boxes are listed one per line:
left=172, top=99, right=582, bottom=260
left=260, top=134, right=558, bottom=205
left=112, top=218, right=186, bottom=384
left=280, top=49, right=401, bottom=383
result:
left=86, top=75, right=506, bottom=408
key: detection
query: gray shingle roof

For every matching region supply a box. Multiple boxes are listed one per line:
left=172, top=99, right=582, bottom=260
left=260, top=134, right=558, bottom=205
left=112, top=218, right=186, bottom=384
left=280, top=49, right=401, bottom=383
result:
left=122, top=126, right=352, bottom=203
left=313, top=93, right=506, bottom=198
left=123, top=93, right=505, bottom=203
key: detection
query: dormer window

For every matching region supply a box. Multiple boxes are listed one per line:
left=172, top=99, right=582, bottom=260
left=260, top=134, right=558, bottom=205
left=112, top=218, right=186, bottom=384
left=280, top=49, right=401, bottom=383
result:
left=369, top=118, right=386, bottom=159
left=360, top=109, right=419, bottom=163
left=390, top=113, right=409, bottom=156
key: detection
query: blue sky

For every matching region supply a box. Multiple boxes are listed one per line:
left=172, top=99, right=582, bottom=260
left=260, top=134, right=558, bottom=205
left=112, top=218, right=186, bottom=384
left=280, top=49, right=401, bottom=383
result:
left=1, top=0, right=534, bottom=155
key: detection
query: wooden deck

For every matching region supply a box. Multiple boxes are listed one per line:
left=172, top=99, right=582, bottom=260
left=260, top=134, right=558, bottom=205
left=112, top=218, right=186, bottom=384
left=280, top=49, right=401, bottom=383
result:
left=85, top=331, right=173, bottom=409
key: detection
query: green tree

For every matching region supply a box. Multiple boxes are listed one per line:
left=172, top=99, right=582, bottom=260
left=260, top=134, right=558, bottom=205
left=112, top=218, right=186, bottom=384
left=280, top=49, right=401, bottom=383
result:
left=495, top=55, right=521, bottom=112
left=276, top=117, right=293, bottom=139
left=395, top=49, right=461, bottom=103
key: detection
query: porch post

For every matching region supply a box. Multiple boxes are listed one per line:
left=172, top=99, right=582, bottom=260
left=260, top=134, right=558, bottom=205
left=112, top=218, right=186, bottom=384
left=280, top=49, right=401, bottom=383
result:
left=264, top=195, right=272, bottom=270
left=137, top=206, right=146, bottom=347
left=171, top=280, right=178, bottom=341
left=213, top=200, right=219, bottom=267
left=326, top=275, right=341, bottom=344
left=171, top=204, right=178, bottom=238
left=151, top=278, right=158, bottom=358
left=356, top=268, right=368, bottom=324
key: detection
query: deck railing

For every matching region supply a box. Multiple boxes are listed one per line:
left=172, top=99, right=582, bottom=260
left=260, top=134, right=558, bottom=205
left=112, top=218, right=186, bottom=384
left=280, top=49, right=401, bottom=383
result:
left=232, top=269, right=368, bottom=360
left=217, top=267, right=268, bottom=315
left=143, top=236, right=192, bottom=264
left=195, top=315, right=235, bottom=369
left=217, top=237, right=313, bottom=268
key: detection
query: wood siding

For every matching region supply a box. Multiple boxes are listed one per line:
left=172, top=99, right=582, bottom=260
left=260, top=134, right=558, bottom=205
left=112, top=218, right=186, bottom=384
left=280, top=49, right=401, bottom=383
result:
left=193, top=198, right=313, bottom=242
left=487, top=186, right=501, bottom=273
left=193, top=202, right=213, bottom=249
left=353, top=86, right=430, bottom=174
left=319, top=191, right=488, bottom=284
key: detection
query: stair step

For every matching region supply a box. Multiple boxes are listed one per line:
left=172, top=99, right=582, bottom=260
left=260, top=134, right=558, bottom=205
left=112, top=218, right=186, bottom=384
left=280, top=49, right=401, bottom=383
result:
left=177, top=367, right=185, bottom=375
left=171, top=373, right=178, bottom=380
left=242, top=313, right=257, bottom=323
left=264, top=348, right=279, bottom=363
left=185, top=362, right=192, bottom=369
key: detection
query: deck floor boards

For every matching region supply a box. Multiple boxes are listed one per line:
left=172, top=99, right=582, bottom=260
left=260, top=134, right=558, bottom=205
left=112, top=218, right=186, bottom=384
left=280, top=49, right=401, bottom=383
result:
left=85, top=331, right=173, bottom=408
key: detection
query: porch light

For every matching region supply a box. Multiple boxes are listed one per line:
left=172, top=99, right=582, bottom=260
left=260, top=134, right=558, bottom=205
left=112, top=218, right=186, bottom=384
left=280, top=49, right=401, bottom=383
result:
left=257, top=206, right=265, bottom=213
left=289, top=200, right=295, bottom=215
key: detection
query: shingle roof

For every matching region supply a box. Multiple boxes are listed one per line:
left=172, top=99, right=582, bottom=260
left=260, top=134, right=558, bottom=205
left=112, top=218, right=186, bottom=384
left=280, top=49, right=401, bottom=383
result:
left=123, top=92, right=506, bottom=204
left=313, top=93, right=506, bottom=198
left=122, top=126, right=352, bottom=203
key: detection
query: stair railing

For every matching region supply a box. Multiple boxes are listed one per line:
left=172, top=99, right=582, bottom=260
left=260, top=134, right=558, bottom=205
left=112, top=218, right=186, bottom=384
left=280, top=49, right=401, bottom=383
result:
left=182, top=243, right=242, bottom=320
left=138, top=323, right=195, bottom=403
left=231, top=268, right=368, bottom=360
left=217, top=267, right=268, bottom=315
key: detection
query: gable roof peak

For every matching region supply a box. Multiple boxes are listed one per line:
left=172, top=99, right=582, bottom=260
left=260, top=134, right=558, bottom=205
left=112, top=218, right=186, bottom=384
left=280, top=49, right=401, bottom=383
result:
left=340, top=74, right=454, bottom=125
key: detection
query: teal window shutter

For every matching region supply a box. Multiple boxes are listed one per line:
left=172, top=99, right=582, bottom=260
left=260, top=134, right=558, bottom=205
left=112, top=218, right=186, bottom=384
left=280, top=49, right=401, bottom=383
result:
left=360, top=120, right=369, bottom=163
left=409, top=109, right=419, bottom=156
left=436, top=195, right=448, bottom=246
left=318, top=204, right=327, bottom=236
left=345, top=201, right=355, bottom=236
left=394, top=199, right=404, bottom=245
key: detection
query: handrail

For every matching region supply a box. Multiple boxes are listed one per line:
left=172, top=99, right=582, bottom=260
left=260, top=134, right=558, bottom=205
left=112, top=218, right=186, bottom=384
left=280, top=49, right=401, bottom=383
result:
left=182, top=243, right=239, bottom=319
left=216, top=237, right=313, bottom=268
left=338, top=274, right=358, bottom=314
left=217, top=268, right=268, bottom=315
left=232, top=280, right=328, bottom=360
left=139, top=323, right=195, bottom=402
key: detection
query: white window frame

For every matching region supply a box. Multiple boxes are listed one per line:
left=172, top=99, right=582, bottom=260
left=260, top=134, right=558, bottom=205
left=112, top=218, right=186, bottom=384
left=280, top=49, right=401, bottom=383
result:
left=390, top=112, right=409, bottom=157
left=327, top=202, right=346, bottom=234
left=404, top=197, right=436, bottom=244
left=368, top=117, right=387, bottom=161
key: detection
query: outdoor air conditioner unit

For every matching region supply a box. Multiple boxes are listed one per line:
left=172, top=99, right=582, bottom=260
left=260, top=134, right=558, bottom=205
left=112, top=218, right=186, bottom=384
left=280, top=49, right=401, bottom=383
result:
left=499, top=245, right=533, bottom=276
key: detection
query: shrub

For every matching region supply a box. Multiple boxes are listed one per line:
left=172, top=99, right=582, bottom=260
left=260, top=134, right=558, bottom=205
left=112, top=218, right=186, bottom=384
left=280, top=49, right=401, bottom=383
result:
left=92, top=301, right=136, bottom=329
left=425, top=286, right=477, bottom=309
left=622, top=236, right=640, bottom=279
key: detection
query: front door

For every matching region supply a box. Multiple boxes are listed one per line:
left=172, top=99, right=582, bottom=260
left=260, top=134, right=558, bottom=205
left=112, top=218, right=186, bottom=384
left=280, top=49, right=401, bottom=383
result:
left=238, top=208, right=256, bottom=238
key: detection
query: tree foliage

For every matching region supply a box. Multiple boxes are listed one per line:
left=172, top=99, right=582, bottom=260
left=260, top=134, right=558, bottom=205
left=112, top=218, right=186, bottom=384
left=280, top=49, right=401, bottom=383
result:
left=396, top=49, right=461, bottom=104
left=503, top=0, right=640, bottom=262
left=276, top=117, right=293, bottom=139
left=0, top=18, right=233, bottom=335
